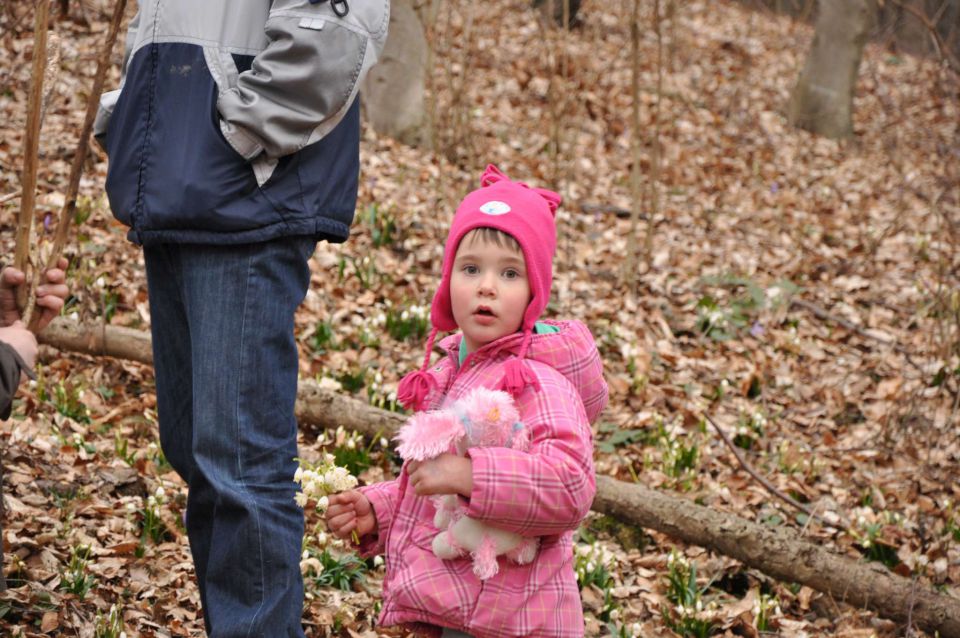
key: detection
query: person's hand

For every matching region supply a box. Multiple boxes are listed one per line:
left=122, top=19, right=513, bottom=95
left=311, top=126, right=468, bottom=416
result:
left=325, top=490, right=377, bottom=541
left=0, top=321, right=38, bottom=370
left=1, top=258, right=70, bottom=331
left=406, top=453, right=473, bottom=498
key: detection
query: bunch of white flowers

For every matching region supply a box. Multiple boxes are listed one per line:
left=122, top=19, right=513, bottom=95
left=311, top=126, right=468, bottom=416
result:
left=294, top=453, right=358, bottom=512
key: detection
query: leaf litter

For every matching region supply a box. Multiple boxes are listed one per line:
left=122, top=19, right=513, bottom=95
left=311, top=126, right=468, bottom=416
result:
left=0, top=0, right=957, bottom=635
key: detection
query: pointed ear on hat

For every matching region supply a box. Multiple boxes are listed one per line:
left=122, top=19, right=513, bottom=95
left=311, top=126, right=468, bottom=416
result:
left=480, top=164, right=508, bottom=187
left=532, top=187, right=561, bottom=215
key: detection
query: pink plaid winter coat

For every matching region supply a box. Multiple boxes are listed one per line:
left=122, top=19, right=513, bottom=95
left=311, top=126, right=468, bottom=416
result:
left=359, top=319, right=608, bottom=638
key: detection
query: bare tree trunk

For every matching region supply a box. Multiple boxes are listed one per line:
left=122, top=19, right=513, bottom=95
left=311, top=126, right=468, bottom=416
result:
left=360, top=0, right=429, bottom=147
left=532, top=0, right=582, bottom=28
left=787, top=0, right=874, bottom=138
left=35, top=319, right=960, bottom=637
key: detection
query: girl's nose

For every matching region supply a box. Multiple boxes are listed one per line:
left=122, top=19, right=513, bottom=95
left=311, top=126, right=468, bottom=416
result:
left=478, top=274, right=497, bottom=296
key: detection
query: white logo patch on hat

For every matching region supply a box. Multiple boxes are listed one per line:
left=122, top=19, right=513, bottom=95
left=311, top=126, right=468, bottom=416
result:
left=479, top=200, right=511, bottom=216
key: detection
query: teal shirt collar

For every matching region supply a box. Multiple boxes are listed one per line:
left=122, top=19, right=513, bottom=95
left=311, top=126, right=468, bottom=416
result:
left=457, top=321, right=560, bottom=366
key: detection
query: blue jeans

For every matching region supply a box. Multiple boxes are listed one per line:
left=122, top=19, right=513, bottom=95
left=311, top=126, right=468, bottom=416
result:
left=144, top=237, right=316, bottom=638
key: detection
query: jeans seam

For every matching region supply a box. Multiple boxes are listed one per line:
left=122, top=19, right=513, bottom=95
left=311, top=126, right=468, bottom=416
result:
left=236, top=244, right=267, bottom=637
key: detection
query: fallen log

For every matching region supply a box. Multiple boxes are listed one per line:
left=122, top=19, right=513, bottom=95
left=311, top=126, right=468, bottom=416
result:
left=37, top=319, right=960, bottom=637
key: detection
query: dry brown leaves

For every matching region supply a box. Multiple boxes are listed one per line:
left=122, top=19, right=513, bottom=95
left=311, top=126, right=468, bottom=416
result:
left=0, top=0, right=957, bottom=635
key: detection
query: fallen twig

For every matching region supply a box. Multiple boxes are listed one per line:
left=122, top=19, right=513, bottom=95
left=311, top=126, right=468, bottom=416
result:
left=790, top=297, right=927, bottom=376
left=703, top=412, right=849, bottom=531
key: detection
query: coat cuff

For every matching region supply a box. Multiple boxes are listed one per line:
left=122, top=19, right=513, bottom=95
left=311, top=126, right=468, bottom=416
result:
left=357, top=481, right=396, bottom=557
left=219, top=118, right=264, bottom=161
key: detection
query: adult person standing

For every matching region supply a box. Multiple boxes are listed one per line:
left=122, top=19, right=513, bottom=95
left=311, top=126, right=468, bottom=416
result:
left=93, top=2, right=388, bottom=636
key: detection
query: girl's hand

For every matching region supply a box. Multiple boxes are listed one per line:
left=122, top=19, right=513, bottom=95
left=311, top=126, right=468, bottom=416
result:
left=325, top=490, right=377, bottom=540
left=406, top=453, right=473, bottom=498
left=1, top=258, right=70, bottom=332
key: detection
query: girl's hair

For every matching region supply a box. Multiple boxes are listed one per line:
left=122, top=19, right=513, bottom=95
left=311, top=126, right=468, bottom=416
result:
left=461, top=227, right=522, bottom=253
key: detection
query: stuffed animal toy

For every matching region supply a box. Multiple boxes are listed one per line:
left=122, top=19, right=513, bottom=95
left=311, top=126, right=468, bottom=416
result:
left=396, top=386, right=540, bottom=580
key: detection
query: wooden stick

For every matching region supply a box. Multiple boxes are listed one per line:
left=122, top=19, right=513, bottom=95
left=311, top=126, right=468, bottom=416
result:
left=13, top=0, right=51, bottom=313
left=703, top=412, right=849, bottom=531
left=27, top=0, right=129, bottom=332
left=39, top=31, right=61, bottom=125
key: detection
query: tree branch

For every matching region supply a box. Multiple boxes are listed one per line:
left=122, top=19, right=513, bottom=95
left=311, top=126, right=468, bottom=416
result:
left=13, top=0, right=51, bottom=312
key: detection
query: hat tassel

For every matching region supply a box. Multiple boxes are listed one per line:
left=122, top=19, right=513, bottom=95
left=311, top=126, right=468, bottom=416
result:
left=398, top=328, right=440, bottom=412
left=496, top=331, right=541, bottom=398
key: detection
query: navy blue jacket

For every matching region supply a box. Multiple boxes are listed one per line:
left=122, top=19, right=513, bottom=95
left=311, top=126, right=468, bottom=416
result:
left=95, top=0, right=389, bottom=245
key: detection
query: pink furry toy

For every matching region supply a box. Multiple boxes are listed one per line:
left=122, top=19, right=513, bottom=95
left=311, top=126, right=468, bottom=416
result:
left=395, top=386, right=540, bottom=580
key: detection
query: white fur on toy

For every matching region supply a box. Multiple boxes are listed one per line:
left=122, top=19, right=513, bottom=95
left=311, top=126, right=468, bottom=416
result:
left=396, top=387, right=539, bottom=580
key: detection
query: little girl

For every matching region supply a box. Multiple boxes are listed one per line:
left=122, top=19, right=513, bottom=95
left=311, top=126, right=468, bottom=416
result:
left=326, top=165, right=608, bottom=637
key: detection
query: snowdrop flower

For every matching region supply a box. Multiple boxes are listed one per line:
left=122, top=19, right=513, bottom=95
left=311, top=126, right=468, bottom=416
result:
left=317, top=496, right=329, bottom=511
left=373, top=556, right=384, bottom=567
left=155, top=486, right=165, bottom=500
left=294, top=492, right=308, bottom=508
left=317, top=532, right=328, bottom=546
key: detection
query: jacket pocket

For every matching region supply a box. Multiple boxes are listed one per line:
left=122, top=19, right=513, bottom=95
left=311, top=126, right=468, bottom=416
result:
left=387, top=520, right=476, bottom=628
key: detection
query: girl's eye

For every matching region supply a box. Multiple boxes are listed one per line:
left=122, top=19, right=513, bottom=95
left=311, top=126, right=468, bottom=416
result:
left=463, top=265, right=479, bottom=275
left=503, top=269, right=520, bottom=280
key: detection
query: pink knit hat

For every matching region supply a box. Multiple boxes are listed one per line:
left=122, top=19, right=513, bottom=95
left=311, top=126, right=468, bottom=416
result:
left=397, top=165, right=562, bottom=412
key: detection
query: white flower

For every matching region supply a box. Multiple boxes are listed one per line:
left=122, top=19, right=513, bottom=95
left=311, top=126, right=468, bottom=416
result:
left=346, top=438, right=357, bottom=450
left=379, top=437, right=389, bottom=448
left=294, top=467, right=304, bottom=483
left=317, top=496, right=329, bottom=511
left=294, top=492, right=308, bottom=508
left=155, top=486, right=165, bottom=500
left=317, top=532, right=328, bottom=546
left=373, top=555, right=384, bottom=567
left=766, top=286, right=782, bottom=300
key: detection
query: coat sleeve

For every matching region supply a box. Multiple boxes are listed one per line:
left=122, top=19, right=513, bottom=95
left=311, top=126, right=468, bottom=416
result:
left=357, top=478, right=401, bottom=557
left=0, top=341, right=27, bottom=420
left=216, top=0, right=389, bottom=160
left=462, top=365, right=596, bottom=537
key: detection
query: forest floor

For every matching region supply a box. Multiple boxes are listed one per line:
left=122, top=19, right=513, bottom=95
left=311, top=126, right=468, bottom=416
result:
left=0, top=0, right=957, bottom=636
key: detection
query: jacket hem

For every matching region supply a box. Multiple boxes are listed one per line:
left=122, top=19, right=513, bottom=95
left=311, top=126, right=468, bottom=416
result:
left=127, top=217, right=350, bottom=246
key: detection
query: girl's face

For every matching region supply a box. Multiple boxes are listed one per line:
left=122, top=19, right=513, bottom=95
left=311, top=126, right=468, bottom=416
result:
left=450, top=231, right=531, bottom=354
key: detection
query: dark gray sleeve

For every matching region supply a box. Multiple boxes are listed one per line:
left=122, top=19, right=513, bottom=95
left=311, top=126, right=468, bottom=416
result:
left=217, top=0, right=389, bottom=160
left=0, top=341, right=27, bottom=420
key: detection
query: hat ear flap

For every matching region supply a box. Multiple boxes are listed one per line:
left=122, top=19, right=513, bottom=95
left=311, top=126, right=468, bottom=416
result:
left=533, top=187, right=562, bottom=215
